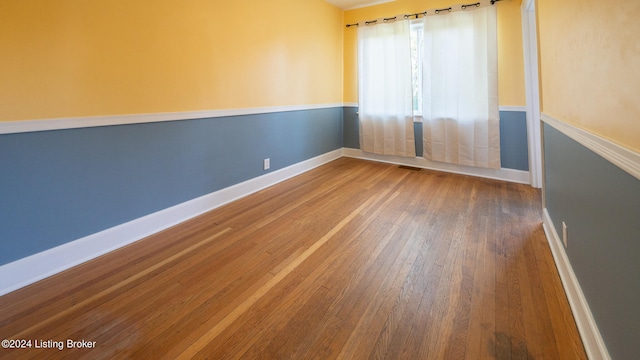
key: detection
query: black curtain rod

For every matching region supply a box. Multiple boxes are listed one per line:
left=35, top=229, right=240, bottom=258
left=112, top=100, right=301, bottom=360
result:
left=345, top=0, right=501, bottom=28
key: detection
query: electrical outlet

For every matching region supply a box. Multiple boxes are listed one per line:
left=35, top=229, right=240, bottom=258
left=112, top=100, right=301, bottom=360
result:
left=562, top=221, right=568, bottom=248
left=263, top=158, right=270, bottom=170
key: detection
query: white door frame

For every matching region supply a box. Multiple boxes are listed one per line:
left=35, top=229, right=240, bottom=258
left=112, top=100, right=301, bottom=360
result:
left=521, top=0, right=542, bottom=188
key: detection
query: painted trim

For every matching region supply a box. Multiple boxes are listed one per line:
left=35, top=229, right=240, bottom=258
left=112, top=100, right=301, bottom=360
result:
left=542, top=208, right=611, bottom=360
left=0, top=149, right=343, bottom=296
left=521, top=0, right=543, bottom=188
left=344, top=104, right=525, bottom=112
left=499, top=105, right=527, bottom=112
left=542, top=113, right=640, bottom=181
left=342, top=148, right=530, bottom=184
left=0, top=103, right=346, bottom=135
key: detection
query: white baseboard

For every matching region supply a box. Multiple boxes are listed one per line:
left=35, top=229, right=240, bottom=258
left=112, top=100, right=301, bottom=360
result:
left=0, top=149, right=343, bottom=296
left=342, top=148, right=530, bottom=184
left=0, top=147, right=530, bottom=297
left=542, top=209, right=611, bottom=360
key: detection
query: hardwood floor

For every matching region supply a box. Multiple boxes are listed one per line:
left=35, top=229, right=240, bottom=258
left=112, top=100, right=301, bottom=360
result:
left=0, top=158, right=586, bottom=359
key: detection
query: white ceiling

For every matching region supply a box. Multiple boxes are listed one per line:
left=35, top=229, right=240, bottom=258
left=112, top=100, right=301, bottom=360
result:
left=324, top=0, right=395, bottom=11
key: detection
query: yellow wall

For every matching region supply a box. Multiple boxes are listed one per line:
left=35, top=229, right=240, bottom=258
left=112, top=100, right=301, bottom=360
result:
left=0, top=0, right=344, bottom=122
left=343, top=0, right=526, bottom=106
left=537, top=0, right=640, bottom=152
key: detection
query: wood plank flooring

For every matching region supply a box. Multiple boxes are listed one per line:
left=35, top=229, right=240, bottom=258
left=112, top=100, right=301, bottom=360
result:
left=0, top=158, right=586, bottom=359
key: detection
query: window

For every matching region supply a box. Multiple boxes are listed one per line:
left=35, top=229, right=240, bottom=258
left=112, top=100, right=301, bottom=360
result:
left=357, top=20, right=415, bottom=157
left=420, top=7, right=501, bottom=169
left=357, top=6, right=499, bottom=168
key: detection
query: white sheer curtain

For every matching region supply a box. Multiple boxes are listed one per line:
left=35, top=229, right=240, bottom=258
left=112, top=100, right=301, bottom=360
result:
left=358, top=20, right=415, bottom=157
left=422, top=6, right=500, bottom=169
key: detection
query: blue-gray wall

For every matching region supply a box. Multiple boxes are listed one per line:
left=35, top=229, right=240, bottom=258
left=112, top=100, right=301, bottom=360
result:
left=342, top=107, right=359, bottom=150
left=499, top=110, right=529, bottom=171
left=343, top=107, right=529, bottom=171
left=0, top=107, right=531, bottom=267
left=0, top=108, right=343, bottom=266
left=544, top=123, right=640, bottom=360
